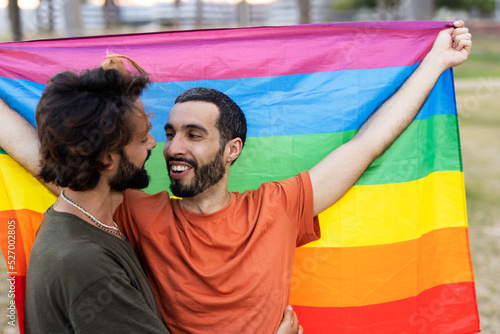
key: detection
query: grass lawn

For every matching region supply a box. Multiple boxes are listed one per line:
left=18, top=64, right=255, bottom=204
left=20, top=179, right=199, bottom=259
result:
left=454, top=31, right=500, bottom=79
left=456, top=80, right=500, bottom=333
left=450, top=26, right=500, bottom=334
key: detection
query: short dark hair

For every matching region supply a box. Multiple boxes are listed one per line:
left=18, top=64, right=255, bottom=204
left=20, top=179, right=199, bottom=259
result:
left=174, top=88, right=247, bottom=162
left=36, top=67, right=150, bottom=191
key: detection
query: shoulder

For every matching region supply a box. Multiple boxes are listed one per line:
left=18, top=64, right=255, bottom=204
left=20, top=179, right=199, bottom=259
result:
left=243, top=171, right=311, bottom=198
left=43, top=235, right=119, bottom=279
left=27, top=233, right=125, bottom=305
left=274, top=171, right=311, bottom=189
left=116, top=189, right=177, bottom=236
left=122, top=189, right=170, bottom=202
left=32, top=216, right=120, bottom=276
left=234, top=171, right=314, bottom=220
left=119, top=189, right=173, bottom=217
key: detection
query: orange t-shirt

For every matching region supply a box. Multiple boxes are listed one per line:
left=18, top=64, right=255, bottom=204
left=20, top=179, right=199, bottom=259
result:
left=115, top=171, right=320, bottom=334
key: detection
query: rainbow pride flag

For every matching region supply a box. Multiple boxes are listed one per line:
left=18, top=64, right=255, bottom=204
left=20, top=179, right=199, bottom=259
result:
left=0, top=21, right=480, bottom=333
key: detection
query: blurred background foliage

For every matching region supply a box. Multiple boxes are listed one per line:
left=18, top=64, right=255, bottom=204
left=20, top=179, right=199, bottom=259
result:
left=334, top=0, right=495, bottom=12
left=2, top=0, right=500, bottom=42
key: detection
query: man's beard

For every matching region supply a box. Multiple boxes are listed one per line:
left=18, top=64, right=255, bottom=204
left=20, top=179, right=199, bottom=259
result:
left=168, top=147, right=225, bottom=198
left=109, top=150, right=151, bottom=192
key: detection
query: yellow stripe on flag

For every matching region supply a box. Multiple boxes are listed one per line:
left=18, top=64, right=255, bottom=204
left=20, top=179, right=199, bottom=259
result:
left=0, top=154, right=56, bottom=212
left=310, top=171, right=467, bottom=248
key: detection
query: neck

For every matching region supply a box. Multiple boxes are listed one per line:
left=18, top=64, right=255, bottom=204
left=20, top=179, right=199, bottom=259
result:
left=180, top=178, right=230, bottom=215
left=55, top=183, right=123, bottom=227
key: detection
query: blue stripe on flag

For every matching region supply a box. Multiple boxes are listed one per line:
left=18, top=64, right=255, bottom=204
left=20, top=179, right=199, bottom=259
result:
left=0, top=66, right=455, bottom=141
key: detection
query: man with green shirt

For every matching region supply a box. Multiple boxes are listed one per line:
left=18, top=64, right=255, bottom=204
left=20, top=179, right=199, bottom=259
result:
left=0, top=56, right=302, bottom=334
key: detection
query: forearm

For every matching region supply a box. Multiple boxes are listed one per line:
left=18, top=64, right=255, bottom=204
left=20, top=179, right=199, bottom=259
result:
left=0, top=99, right=60, bottom=195
left=0, top=99, right=40, bottom=174
left=310, top=55, right=447, bottom=215
left=354, top=52, right=446, bottom=159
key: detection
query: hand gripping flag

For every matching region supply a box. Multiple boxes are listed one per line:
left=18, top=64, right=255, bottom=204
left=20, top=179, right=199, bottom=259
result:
left=0, top=21, right=480, bottom=333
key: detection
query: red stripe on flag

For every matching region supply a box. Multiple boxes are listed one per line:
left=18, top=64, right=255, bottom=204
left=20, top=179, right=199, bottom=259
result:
left=292, top=282, right=480, bottom=334
left=9, top=275, right=26, bottom=333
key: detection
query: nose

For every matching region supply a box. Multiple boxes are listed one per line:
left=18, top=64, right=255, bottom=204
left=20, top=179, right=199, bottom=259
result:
left=165, top=134, right=186, bottom=157
left=147, top=132, right=156, bottom=150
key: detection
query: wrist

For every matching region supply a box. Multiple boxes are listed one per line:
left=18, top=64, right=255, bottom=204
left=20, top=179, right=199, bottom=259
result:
left=420, top=51, right=448, bottom=76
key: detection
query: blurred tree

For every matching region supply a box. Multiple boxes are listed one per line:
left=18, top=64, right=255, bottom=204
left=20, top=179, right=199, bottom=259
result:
left=195, top=0, right=203, bottom=27
left=299, top=0, right=311, bottom=23
left=238, top=0, right=249, bottom=26
left=410, top=0, right=434, bottom=20
left=104, top=0, right=121, bottom=29
left=377, top=0, right=386, bottom=19
left=8, top=0, right=22, bottom=41
left=37, top=0, right=55, bottom=32
left=174, top=0, right=181, bottom=28
left=63, top=0, right=83, bottom=37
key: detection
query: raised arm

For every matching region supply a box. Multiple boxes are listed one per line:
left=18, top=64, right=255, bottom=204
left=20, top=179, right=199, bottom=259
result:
left=310, top=20, right=472, bottom=216
left=0, top=98, right=60, bottom=195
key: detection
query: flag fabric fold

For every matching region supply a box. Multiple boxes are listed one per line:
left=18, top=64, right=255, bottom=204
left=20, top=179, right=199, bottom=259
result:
left=0, top=21, right=479, bottom=333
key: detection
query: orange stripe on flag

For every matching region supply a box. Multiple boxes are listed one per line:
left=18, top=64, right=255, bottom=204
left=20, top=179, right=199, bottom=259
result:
left=290, top=227, right=473, bottom=307
left=0, top=209, right=43, bottom=334
left=0, top=209, right=44, bottom=275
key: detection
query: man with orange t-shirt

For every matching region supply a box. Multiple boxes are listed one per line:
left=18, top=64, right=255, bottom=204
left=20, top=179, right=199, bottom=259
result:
left=114, top=21, right=471, bottom=333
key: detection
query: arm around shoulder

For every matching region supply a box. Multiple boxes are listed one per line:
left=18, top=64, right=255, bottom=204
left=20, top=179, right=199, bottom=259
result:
left=0, top=98, right=60, bottom=195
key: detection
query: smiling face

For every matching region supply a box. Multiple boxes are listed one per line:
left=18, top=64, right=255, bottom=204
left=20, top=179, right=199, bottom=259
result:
left=163, top=101, right=228, bottom=197
left=109, top=99, right=156, bottom=192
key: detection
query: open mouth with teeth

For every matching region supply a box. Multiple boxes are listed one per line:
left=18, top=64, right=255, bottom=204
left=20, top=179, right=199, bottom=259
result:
left=170, top=164, right=192, bottom=177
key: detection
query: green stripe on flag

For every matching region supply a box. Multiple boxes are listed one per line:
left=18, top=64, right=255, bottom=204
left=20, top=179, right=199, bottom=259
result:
left=144, top=114, right=461, bottom=194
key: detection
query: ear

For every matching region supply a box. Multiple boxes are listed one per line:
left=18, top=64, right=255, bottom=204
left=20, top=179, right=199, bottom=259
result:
left=225, top=138, right=243, bottom=164
left=101, top=152, right=119, bottom=171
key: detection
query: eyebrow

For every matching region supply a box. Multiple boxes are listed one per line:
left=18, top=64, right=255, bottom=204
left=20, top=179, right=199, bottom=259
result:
left=140, top=122, right=152, bottom=137
left=164, top=123, right=208, bottom=135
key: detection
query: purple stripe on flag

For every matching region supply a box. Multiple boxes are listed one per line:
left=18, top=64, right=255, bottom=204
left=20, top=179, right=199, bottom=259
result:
left=0, top=22, right=451, bottom=84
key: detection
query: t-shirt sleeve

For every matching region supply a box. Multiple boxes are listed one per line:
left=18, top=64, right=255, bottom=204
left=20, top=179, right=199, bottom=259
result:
left=68, top=274, right=170, bottom=334
left=276, top=171, right=320, bottom=246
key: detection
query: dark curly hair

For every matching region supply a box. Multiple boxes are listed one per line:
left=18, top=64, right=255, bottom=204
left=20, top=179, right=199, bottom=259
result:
left=35, top=60, right=150, bottom=191
left=174, top=88, right=247, bottom=164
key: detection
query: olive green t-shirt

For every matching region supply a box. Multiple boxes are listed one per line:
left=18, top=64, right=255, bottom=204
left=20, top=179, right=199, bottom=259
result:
left=25, top=206, right=170, bottom=334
